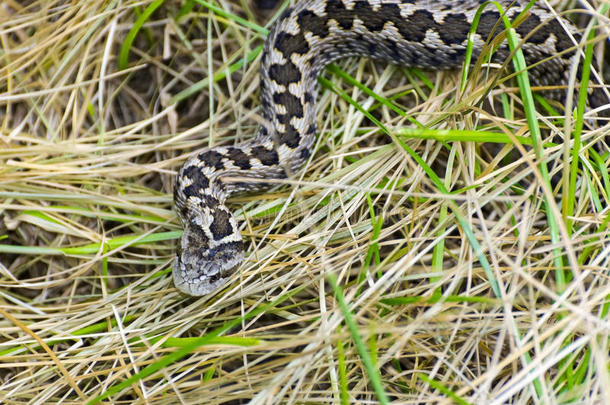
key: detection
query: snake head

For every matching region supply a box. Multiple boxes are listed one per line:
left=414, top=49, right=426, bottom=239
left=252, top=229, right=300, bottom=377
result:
left=173, top=201, right=244, bottom=296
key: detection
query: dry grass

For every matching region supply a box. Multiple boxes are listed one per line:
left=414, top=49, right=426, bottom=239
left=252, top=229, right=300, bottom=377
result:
left=1, top=0, right=609, bottom=403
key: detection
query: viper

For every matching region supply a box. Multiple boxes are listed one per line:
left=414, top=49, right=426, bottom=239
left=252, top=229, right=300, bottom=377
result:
left=172, top=0, right=608, bottom=296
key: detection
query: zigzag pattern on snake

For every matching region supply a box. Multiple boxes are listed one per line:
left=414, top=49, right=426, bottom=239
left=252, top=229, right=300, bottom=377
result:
left=173, top=0, right=608, bottom=296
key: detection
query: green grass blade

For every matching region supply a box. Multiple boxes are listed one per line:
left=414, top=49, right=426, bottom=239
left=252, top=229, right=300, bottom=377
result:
left=328, top=274, right=389, bottom=405
left=118, top=0, right=165, bottom=70
left=417, top=373, right=472, bottom=405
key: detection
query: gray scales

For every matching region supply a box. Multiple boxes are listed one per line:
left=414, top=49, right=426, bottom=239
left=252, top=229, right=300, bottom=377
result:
left=173, top=0, right=608, bottom=296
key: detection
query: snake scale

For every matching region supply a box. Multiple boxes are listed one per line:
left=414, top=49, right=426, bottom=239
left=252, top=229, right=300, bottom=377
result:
left=173, top=0, right=607, bottom=296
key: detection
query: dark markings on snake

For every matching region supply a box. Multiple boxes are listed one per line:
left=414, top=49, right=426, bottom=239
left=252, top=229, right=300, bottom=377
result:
left=226, top=147, right=252, bottom=170
left=300, top=147, right=311, bottom=161
left=182, top=166, right=209, bottom=190
left=516, top=15, right=575, bottom=50
left=210, top=208, right=234, bottom=240
left=183, top=184, right=199, bottom=199
left=201, top=194, right=221, bottom=209
left=269, top=62, right=303, bottom=85
left=251, top=145, right=279, bottom=165
left=367, top=42, right=377, bottom=55
left=326, top=0, right=354, bottom=30
left=197, top=150, right=225, bottom=170
left=298, top=10, right=330, bottom=38
left=215, top=241, right=244, bottom=258
left=281, top=124, right=301, bottom=148
left=385, top=39, right=401, bottom=59
left=476, top=11, right=502, bottom=40
left=185, top=220, right=209, bottom=244
left=440, top=14, right=470, bottom=44
left=398, top=9, right=437, bottom=43
left=273, top=92, right=304, bottom=118
left=354, top=2, right=383, bottom=31
left=275, top=31, right=310, bottom=56
left=280, top=7, right=294, bottom=20
left=448, top=47, right=466, bottom=63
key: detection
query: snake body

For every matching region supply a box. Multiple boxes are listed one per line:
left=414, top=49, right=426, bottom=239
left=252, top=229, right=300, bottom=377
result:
left=173, top=0, right=605, bottom=296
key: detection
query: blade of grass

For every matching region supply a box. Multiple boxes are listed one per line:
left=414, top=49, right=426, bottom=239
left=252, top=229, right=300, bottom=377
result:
left=193, top=0, right=268, bottom=35
left=118, top=0, right=165, bottom=71
left=417, top=373, right=472, bottom=405
left=327, top=274, right=389, bottom=405
left=565, top=2, right=609, bottom=233
left=0, top=231, right=180, bottom=256
left=336, top=333, right=350, bottom=405
left=397, top=128, right=552, bottom=146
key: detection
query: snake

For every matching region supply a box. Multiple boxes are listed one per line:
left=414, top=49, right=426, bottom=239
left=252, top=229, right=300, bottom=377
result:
left=172, top=0, right=608, bottom=296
